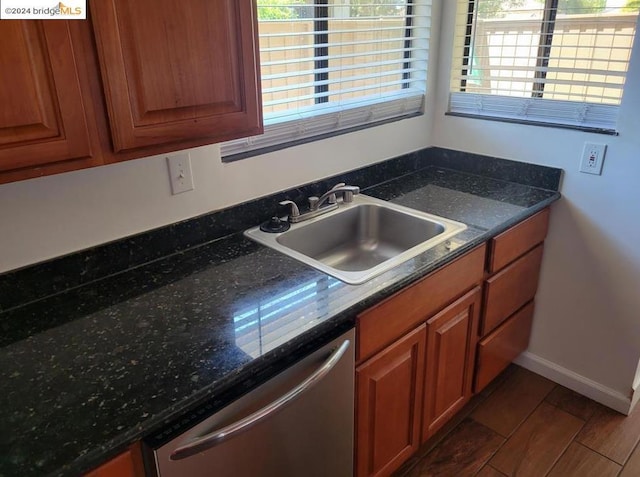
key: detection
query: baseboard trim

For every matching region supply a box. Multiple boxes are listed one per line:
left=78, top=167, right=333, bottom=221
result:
left=514, top=351, right=632, bottom=415
left=631, top=388, right=640, bottom=414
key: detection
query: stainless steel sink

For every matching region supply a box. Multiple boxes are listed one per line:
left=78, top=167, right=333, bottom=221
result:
left=245, top=194, right=466, bottom=284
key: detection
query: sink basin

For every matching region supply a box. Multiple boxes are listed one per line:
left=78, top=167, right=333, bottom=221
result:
left=245, top=194, right=466, bottom=284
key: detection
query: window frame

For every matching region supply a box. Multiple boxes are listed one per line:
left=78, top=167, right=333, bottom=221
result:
left=222, top=0, right=429, bottom=161
left=449, top=0, right=638, bottom=135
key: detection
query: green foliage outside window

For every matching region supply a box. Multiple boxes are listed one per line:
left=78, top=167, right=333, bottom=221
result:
left=556, top=0, right=606, bottom=14
left=256, top=0, right=409, bottom=20
left=349, top=0, right=404, bottom=17
left=256, top=0, right=306, bottom=20
left=476, top=0, right=610, bottom=18
left=477, top=0, right=526, bottom=18
left=624, top=0, right=640, bottom=11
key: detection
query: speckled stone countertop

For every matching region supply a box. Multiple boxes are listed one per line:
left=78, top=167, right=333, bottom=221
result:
left=0, top=158, right=561, bottom=477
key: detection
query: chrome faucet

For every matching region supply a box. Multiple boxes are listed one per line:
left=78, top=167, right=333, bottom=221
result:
left=309, top=183, right=360, bottom=211
left=279, top=183, right=360, bottom=224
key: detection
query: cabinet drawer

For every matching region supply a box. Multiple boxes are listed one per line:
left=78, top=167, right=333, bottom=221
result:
left=475, top=301, right=535, bottom=393
left=482, top=244, right=543, bottom=336
left=357, top=244, right=486, bottom=363
left=488, top=208, right=549, bottom=274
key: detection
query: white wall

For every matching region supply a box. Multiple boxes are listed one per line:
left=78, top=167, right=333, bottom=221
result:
left=434, top=1, right=640, bottom=410
left=0, top=117, right=434, bottom=274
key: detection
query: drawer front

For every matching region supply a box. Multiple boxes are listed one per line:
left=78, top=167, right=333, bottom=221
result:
left=488, top=208, right=549, bottom=274
left=474, top=301, right=535, bottom=393
left=357, top=244, right=486, bottom=363
left=482, top=244, right=543, bottom=336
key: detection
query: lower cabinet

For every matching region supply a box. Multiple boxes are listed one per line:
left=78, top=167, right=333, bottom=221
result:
left=422, top=287, right=480, bottom=441
left=84, top=443, right=144, bottom=477
left=354, top=208, right=551, bottom=477
left=474, top=208, right=549, bottom=392
left=354, top=246, right=485, bottom=477
left=355, top=325, right=426, bottom=477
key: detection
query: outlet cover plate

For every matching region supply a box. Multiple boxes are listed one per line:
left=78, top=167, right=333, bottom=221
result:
left=167, top=153, right=194, bottom=194
left=579, top=142, right=606, bottom=175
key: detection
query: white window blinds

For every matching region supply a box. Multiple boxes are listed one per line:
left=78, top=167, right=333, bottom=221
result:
left=449, top=0, right=640, bottom=132
left=222, top=0, right=431, bottom=158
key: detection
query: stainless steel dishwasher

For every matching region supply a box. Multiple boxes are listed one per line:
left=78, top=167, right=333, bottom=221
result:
left=152, top=329, right=355, bottom=477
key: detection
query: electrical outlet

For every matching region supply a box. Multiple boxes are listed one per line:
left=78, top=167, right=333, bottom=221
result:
left=167, top=153, right=194, bottom=194
left=579, top=142, right=606, bottom=175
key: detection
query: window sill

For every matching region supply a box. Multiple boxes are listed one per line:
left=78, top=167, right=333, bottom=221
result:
left=222, top=111, right=423, bottom=163
left=445, top=112, right=619, bottom=136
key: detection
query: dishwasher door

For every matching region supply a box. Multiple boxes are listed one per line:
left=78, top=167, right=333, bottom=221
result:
left=154, top=329, right=355, bottom=477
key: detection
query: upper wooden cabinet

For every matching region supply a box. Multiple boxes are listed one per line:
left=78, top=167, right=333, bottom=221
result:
left=0, top=21, right=98, bottom=179
left=0, top=1, right=262, bottom=183
left=89, top=0, right=262, bottom=153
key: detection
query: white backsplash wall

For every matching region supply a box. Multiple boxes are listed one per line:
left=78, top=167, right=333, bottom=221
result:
left=0, top=115, right=433, bottom=274
left=434, top=2, right=640, bottom=410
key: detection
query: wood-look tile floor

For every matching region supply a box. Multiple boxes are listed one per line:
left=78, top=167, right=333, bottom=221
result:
left=395, top=366, right=640, bottom=477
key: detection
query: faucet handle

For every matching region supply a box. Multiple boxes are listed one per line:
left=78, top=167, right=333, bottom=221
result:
left=308, top=196, right=320, bottom=209
left=341, top=185, right=360, bottom=203
left=327, top=183, right=346, bottom=204
left=279, top=200, right=300, bottom=220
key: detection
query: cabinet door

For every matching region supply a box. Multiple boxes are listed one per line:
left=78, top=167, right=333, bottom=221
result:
left=356, top=325, right=426, bottom=477
left=90, top=0, right=262, bottom=152
left=84, top=443, right=144, bottom=477
left=422, top=287, right=480, bottom=441
left=0, top=21, right=94, bottom=176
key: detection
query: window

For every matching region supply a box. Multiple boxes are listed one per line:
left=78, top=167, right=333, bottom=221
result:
left=222, top=0, right=431, bottom=159
left=449, top=0, right=640, bottom=132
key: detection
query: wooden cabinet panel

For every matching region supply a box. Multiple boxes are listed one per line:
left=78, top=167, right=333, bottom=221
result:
left=0, top=21, right=95, bottom=175
left=475, top=301, right=535, bottom=392
left=488, top=209, right=549, bottom=274
left=422, top=287, right=481, bottom=441
left=482, top=245, right=543, bottom=336
left=90, top=0, right=262, bottom=152
left=357, top=245, right=485, bottom=363
left=356, top=325, right=426, bottom=477
left=85, top=443, right=144, bottom=477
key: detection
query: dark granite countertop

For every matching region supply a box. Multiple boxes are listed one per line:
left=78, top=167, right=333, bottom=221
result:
left=0, top=161, right=561, bottom=477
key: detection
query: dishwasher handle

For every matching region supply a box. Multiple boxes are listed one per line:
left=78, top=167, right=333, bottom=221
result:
left=169, top=338, right=351, bottom=461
